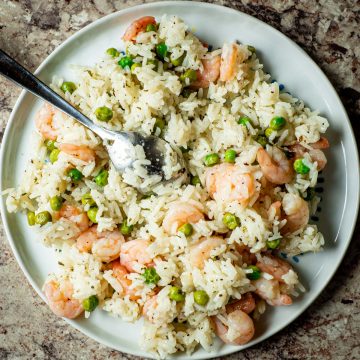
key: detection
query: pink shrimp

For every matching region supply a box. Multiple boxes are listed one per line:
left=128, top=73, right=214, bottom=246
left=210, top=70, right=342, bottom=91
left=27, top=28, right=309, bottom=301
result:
left=191, top=55, right=221, bottom=89
left=120, top=239, right=153, bottom=273
left=43, top=279, right=83, bottom=319
left=122, top=16, right=156, bottom=42
left=281, top=193, right=309, bottom=234
left=289, top=137, right=329, bottom=171
left=256, top=254, right=292, bottom=281
left=35, top=103, right=59, bottom=140
left=225, top=293, right=256, bottom=315
left=111, top=261, right=140, bottom=301
left=205, top=163, right=256, bottom=205
left=220, top=43, right=240, bottom=82
left=257, top=147, right=294, bottom=185
left=253, top=255, right=293, bottom=306
left=59, top=204, right=89, bottom=232
left=162, top=201, right=204, bottom=235
left=212, top=309, right=255, bottom=345
left=189, top=236, right=225, bottom=269
left=253, top=278, right=292, bottom=306
left=76, top=226, right=124, bottom=263
left=58, top=143, right=96, bottom=163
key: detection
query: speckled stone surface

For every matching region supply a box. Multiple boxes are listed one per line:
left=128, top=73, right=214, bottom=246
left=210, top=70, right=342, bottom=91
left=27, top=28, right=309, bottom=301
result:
left=0, top=1, right=359, bottom=359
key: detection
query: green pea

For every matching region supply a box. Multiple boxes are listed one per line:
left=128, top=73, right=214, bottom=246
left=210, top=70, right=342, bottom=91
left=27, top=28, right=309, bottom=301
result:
left=270, top=116, right=286, bottom=130
left=27, top=211, right=36, bottom=226
left=82, top=295, right=99, bottom=312
left=293, top=158, right=310, bottom=174
left=265, top=127, right=276, bottom=139
left=203, top=153, right=220, bottom=167
left=49, top=149, right=60, bottom=163
left=238, top=116, right=251, bottom=126
left=118, top=56, right=134, bottom=69
left=106, top=47, right=120, bottom=58
left=170, top=53, right=185, bottom=67
left=81, top=193, right=96, bottom=207
left=94, top=169, right=108, bottom=187
left=156, top=42, right=168, bottom=59
left=168, top=286, right=185, bottom=302
left=246, top=265, right=261, bottom=280
left=68, top=168, right=83, bottom=183
left=60, top=81, right=77, bottom=94
left=247, top=45, right=256, bottom=53
left=180, top=69, right=197, bottom=83
left=35, top=211, right=52, bottom=226
left=193, top=290, right=209, bottom=306
left=50, top=196, right=63, bottom=211
left=255, top=135, right=267, bottom=148
left=45, top=139, right=57, bottom=152
left=222, top=212, right=240, bottom=230
left=95, top=106, right=113, bottom=122
left=87, top=207, right=98, bottom=223
left=130, top=63, right=141, bottom=73
left=120, top=219, right=134, bottom=235
left=304, top=187, right=316, bottom=201
left=190, top=175, right=201, bottom=186
left=145, top=23, right=157, bottom=32
left=267, top=238, right=281, bottom=249
left=178, top=223, right=193, bottom=236
left=224, top=149, right=237, bottom=163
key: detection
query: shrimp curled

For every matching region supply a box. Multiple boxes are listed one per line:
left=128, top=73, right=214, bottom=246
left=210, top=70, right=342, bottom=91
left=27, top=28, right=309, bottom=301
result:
left=162, top=201, right=204, bottom=235
left=43, top=279, right=83, bottom=319
left=122, top=16, right=156, bottom=42
left=77, top=226, right=125, bottom=263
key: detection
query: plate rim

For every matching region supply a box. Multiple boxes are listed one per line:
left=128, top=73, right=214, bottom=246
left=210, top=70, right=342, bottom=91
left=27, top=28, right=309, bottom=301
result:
left=0, top=1, right=359, bottom=359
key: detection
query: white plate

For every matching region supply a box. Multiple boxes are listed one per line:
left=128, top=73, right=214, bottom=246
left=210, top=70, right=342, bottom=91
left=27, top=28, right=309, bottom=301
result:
left=1, top=1, right=359, bottom=359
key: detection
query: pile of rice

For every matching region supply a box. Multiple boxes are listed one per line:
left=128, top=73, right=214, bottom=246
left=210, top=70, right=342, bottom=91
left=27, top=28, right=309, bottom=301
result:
left=4, top=15, right=329, bottom=358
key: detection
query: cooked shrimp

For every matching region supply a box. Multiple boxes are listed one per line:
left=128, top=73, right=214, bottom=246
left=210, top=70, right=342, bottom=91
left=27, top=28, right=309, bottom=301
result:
left=281, top=193, right=309, bottom=234
left=253, top=278, right=292, bottom=306
left=289, top=137, right=329, bottom=171
left=191, top=55, right=221, bottom=89
left=308, top=149, right=327, bottom=171
left=43, top=279, right=83, bottom=319
left=205, top=163, right=256, bottom=204
left=162, top=201, right=204, bottom=234
left=312, top=136, right=330, bottom=150
left=257, top=147, right=294, bottom=185
left=59, top=204, right=89, bottom=232
left=122, top=16, right=156, bottom=42
left=58, top=143, right=96, bottom=163
left=120, top=239, right=153, bottom=273
left=213, top=309, right=255, bottom=345
left=111, top=261, right=139, bottom=300
left=189, top=236, right=225, bottom=269
left=226, top=293, right=256, bottom=314
left=35, top=103, right=58, bottom=140
left=77, top=226, right=124, bottom=263
left=220, top=43, right=239, bottom=82
left=256, top=254, right=292, bottom=281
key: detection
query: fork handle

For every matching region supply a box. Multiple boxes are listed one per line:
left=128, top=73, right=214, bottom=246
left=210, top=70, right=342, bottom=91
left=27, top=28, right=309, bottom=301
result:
left=0, top=49, right=113, bottom=140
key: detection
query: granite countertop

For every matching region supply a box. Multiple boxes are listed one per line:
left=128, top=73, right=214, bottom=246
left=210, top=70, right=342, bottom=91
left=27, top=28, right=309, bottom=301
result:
left=0, top=1, right=359, bottom=359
